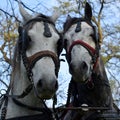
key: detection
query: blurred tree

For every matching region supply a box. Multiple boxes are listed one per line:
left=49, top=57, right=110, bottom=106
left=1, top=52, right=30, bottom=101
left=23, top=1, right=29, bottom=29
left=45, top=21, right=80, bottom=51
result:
left=0, top=0, right=120, bottom=107
left=0, top=11, right=19, bottom=90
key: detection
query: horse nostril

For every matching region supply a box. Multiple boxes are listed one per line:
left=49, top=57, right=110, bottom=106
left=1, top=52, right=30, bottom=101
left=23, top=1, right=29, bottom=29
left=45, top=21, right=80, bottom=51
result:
left=81, top=61, right=88, bottom=70
left=55, top=81, right=58, bottom=90
left=37, top=80, right=42, bottom=87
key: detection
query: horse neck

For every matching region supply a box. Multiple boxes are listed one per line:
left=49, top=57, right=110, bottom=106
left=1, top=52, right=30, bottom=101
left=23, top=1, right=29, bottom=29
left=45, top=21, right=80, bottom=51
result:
left=6, top=62, right=44, bottom=119
left=93, top=56, right=108, bottom=81
left=70, top=56, right=113, bottom=108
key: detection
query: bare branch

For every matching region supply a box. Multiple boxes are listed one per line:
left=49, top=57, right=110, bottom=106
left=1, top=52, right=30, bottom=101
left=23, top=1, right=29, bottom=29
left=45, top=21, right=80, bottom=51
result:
left=0, top=8, right=21, bottom=23
left=98, top=0, right=104, bottom=18
left=0, top=79, right=9, bottom=88
left=97, top=0, right=104, bottom=45
left=14, top=0, right=36, bottom=13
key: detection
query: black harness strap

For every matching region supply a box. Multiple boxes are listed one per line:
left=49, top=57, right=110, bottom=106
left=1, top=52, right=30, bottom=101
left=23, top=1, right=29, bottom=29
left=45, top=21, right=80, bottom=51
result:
left=6, top=114, right=54, bottom=120
left=12, top=98, right=52, bottom=114
left=43, top=22, right=52, bottom=37
left=25, top=17, right=55, bottom=26
left=75, top=21, right=81, bottom=32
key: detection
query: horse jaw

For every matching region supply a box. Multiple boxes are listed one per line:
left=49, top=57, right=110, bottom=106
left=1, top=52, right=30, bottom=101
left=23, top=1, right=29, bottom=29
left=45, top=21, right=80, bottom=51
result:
left=64, top=22, right=95, bottom=82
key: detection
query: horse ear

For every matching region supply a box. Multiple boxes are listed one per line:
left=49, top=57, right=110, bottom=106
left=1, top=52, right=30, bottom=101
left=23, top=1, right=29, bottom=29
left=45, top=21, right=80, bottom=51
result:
left=50, top=10, right=61, bottom=23
left=66, top=15, right=72, bottom=21
left=18, top=1, right=32, bottom=22
left=85, top=2, right=92, bottom=20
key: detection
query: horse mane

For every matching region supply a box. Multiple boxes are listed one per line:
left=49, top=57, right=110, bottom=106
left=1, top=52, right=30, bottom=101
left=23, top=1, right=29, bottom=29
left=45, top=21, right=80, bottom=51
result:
left=94, top=56, right=109, bottom=83
left=94, top=56, right=112, bottom=92
left=63, top=17, right=92, bottom=33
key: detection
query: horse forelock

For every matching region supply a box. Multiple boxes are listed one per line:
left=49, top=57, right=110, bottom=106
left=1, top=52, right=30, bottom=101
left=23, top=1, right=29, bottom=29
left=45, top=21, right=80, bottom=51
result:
left=36, top=13, right=50, bottom=20
left=23, top=14, right=55, bottom=30
left=64, top=17, right=93, bottom=33
left=64, top=17, right=79, bottom=33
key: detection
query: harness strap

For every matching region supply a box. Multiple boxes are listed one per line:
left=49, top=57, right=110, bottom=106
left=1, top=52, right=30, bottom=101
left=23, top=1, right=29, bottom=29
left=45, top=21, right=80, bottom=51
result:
left=25, top=17, right=55, bottom=27
left=4, top=84, right=33, bottom=99
left=12, top=98, right=54, bottom=119
left=68, top=40, right=98, bottom=63
left=43, top=22, right=52, bottom=37
left=1, top=77, right=14, bottom=120
left=12, top=98, right=52, bottom=113
left=0, top=84, right=33, bottom=120
left=6, top=114, right=54, bottom=120
left=28, top=50, right=60, bottom=77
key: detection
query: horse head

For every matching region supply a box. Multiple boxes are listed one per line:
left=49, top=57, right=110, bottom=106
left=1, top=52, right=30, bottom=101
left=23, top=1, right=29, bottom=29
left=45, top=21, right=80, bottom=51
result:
left=63, top=3, right=100, bottom=83
left=14, top=3, right=63, bottom=100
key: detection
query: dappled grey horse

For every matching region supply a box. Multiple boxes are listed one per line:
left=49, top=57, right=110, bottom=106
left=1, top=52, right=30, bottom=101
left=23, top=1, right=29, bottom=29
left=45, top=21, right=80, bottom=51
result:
left=62, top=2, right=116, bottom=120
left=0, top=3, right=63, bottom=120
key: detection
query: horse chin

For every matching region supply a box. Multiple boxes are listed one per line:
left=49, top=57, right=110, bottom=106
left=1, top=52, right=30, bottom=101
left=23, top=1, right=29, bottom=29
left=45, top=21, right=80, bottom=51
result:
left=36, top=88, right=56, bottom=100
left=72, top=74, right=89, bottom=83
left=39, top=93, right=54, bottom=100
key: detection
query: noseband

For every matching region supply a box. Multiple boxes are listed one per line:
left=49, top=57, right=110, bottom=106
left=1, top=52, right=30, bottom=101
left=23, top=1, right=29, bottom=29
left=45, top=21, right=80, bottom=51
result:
left=28, top=50, right=60, bottom=76
left=67, top=39, right=99, bottom=70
